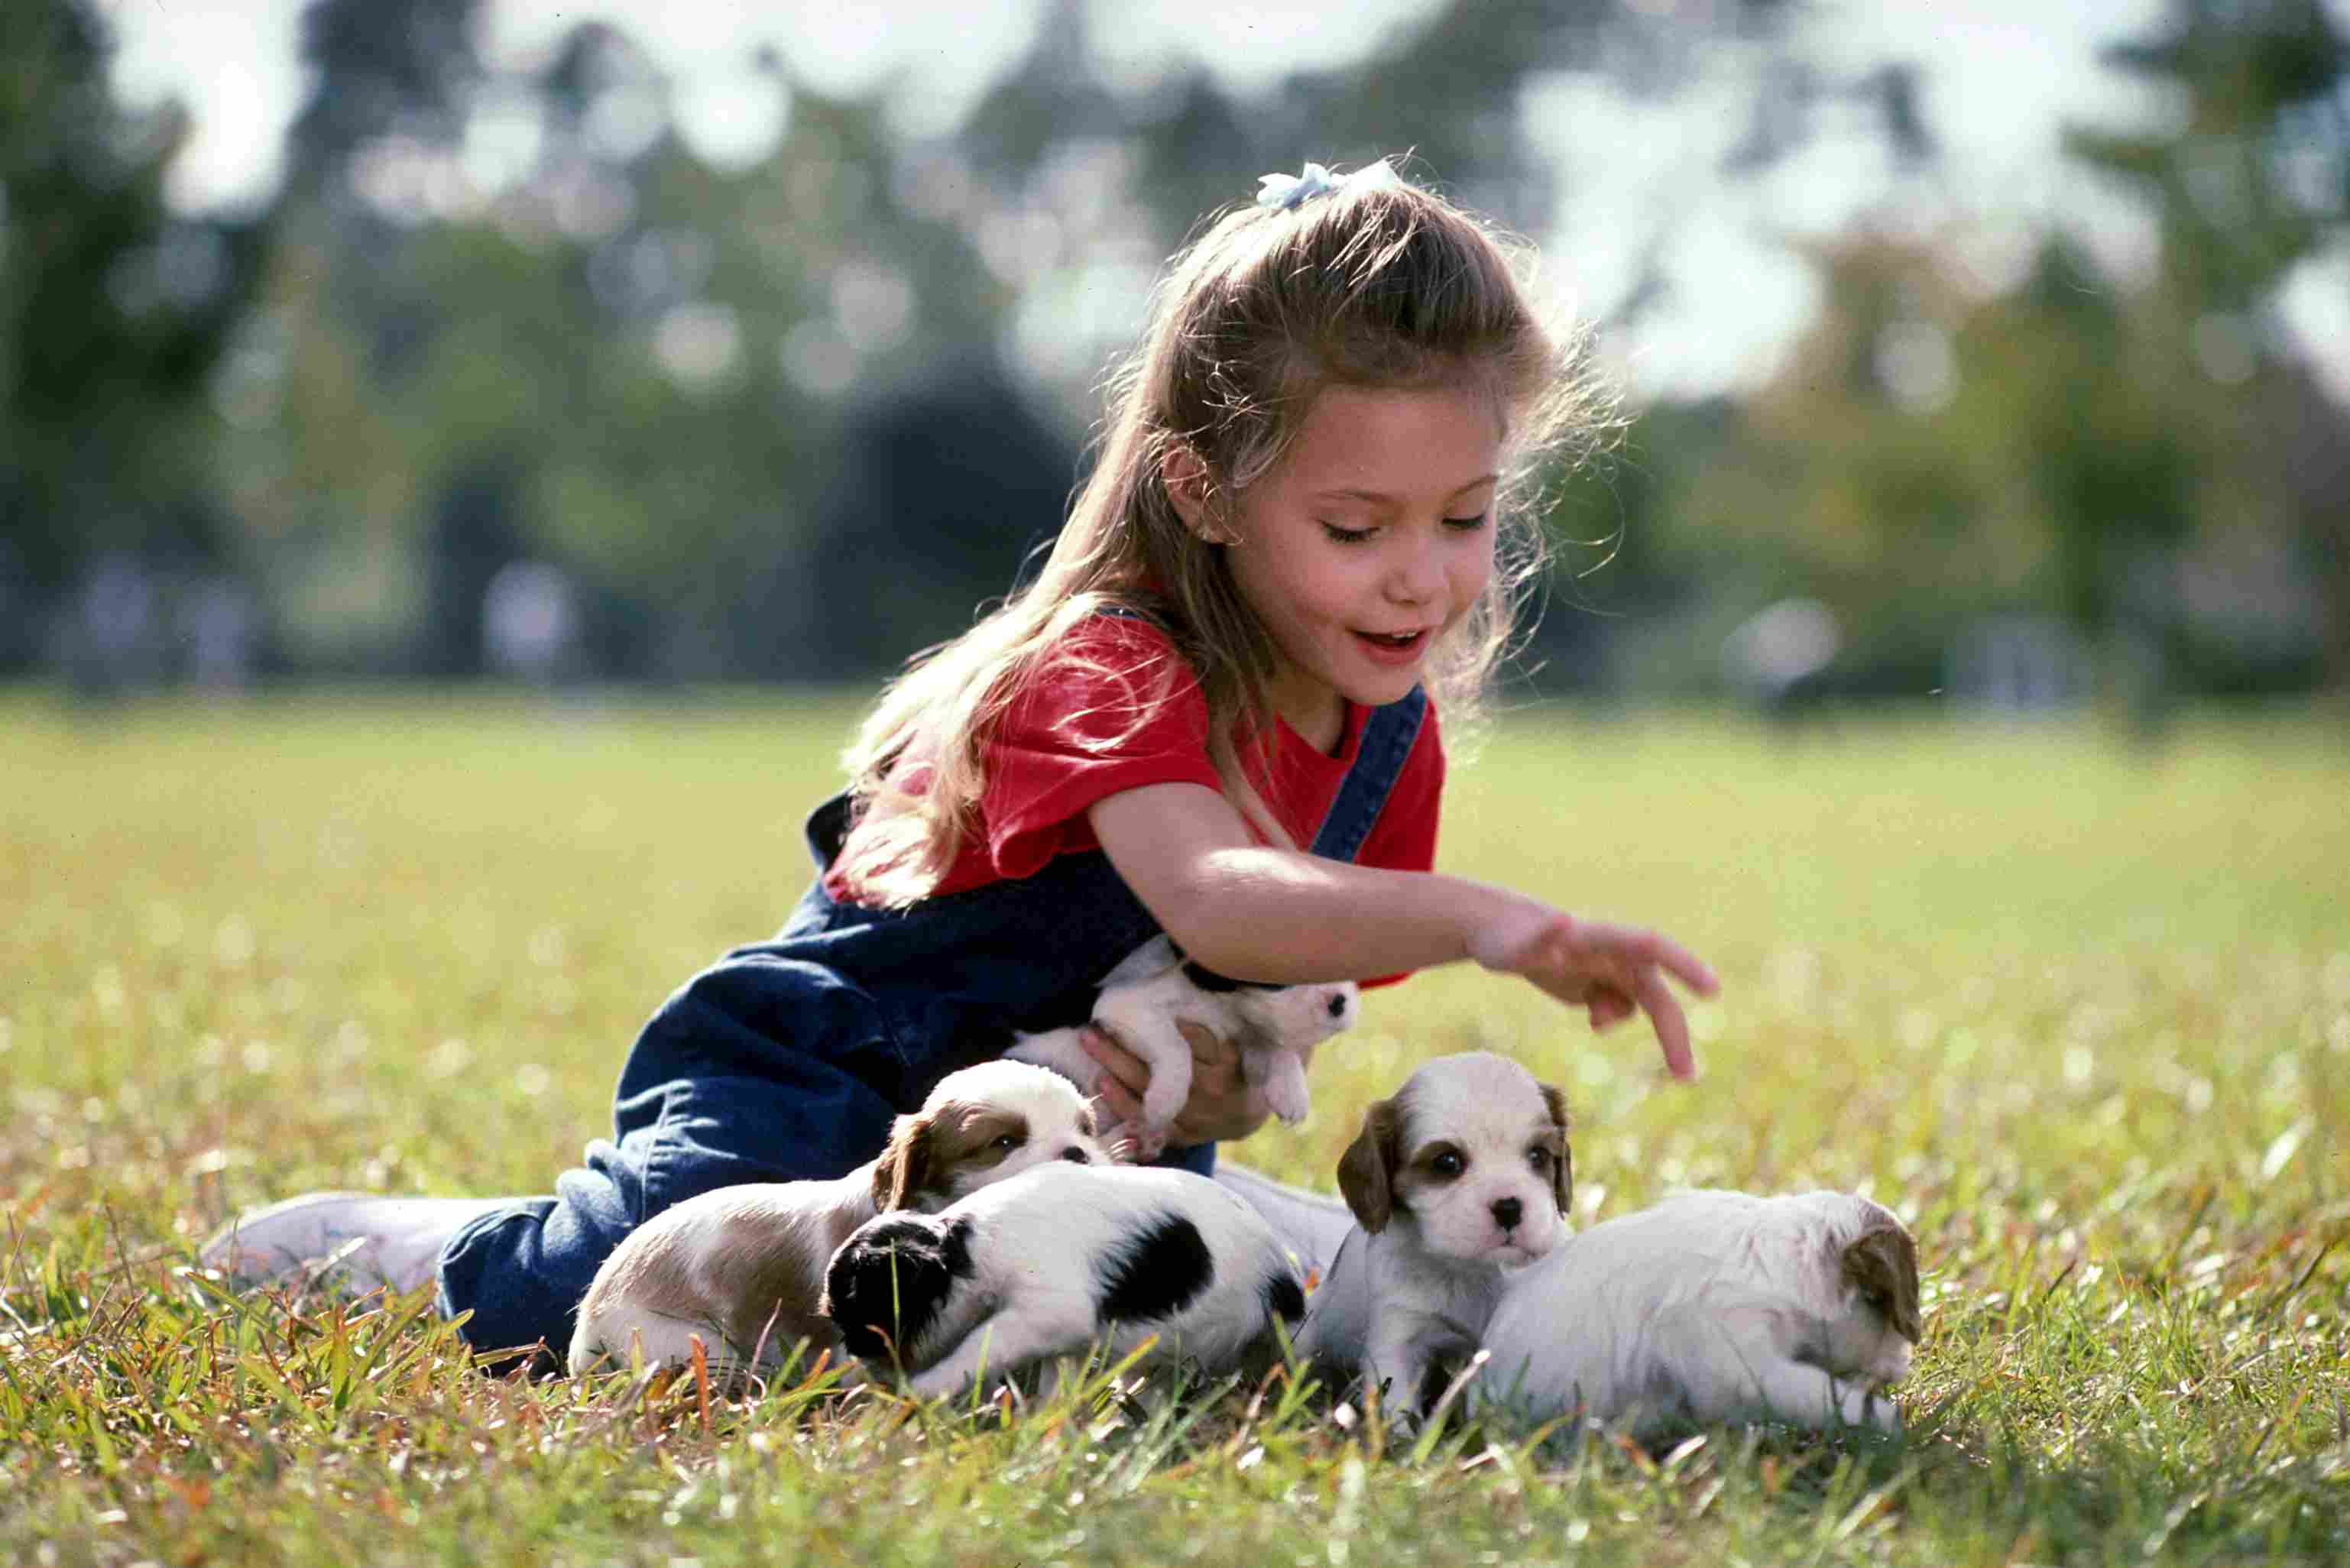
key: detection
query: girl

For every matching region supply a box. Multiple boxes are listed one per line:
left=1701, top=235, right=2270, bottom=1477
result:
left=203, top=160, right=1717, bottom=1362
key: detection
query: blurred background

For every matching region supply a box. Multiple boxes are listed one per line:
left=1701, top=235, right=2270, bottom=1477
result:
left=5, top=0, right=2345, bottom=727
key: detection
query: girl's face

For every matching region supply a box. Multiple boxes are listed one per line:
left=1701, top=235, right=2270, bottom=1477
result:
left=1215, top=384, right=1502, bottom=751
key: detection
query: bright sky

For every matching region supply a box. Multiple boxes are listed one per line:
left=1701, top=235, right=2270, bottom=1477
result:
left=90, top=0, right=2350, bottom=403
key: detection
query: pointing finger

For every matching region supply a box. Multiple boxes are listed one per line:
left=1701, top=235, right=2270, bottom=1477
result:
left=1636, top=965, right=1699, bottom=1082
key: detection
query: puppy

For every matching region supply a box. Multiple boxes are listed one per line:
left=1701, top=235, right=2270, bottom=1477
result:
left=567, top=1059, right=1109, bottom=1380
left=821, top=1162, right=1305, bottom=1401
left=1296, top=1051, right=1571, bottom=1421
left=1475, top=1190, right=1921, bottom=1437
left=1008, top=935, right=1358, bottom=1157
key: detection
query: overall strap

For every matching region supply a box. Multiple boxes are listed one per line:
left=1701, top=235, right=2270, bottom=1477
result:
left=1309, top=685, right=1428, bottom=863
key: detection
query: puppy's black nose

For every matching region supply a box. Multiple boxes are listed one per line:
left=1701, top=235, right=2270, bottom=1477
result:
left=1326, top=993, right=1347, bottom=1018
left=1062, top=1146, right=1090, bottom=1164
left=1491, top=1197, right=1522, bottom=1231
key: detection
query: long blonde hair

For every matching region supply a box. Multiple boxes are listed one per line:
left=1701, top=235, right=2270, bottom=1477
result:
left=838, top=160, right=1614, bottom=906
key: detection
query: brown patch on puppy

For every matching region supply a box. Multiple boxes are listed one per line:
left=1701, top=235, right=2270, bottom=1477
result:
left=1337, top=1097, right=1406, bottom=1233
left=1537, top=1083, right=1574, bottom=1215
left=582, top=1190, right=849, bottom=1372
left=876, top=1100, right=1030, bottom=1211
left=873, top=1110, right=932, bottom=1211
left=1841, top=1223, right=1921, bottom=1342
left=702, top=1208, right=841, bottom=1359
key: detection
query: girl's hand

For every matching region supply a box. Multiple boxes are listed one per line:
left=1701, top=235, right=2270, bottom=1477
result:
left=1470, top=905, right=1719, bottom=1081
left=1078, top=1020, right=1272, bottom=1151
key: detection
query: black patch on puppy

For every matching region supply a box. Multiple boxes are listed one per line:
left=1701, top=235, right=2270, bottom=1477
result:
left=823, top=1214, right=973, bottom=1363
left=1096, top=1213, right=1214, bottom=1323
left=1261, top=1270, right=1305, bottom=1327
left=1178, top=960, right=1284, bottom=995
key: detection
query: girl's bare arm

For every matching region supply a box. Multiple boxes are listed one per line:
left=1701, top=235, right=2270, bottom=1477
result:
left=1088, top=781, right=1717, bottom=1079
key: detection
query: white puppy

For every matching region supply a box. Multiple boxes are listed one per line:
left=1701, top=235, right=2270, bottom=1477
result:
left=1476, top=1189, right=1921, bottom=1437
left=1006, top=935, right=1358, bottom=1156
left=567, top=1060, right=1110, bottom=1380
left=820, top=1162, right=1305, bottom=1401
left=1296, top=1051, right=1571, bottom=1421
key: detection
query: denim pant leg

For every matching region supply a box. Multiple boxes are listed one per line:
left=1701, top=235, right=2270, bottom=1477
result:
left=438, top=957, right=910, bottom=1360
left=432, top=1173, right=623, bottom=1365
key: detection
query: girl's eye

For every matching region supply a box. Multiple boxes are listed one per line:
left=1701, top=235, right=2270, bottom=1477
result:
left=1429, top=1151, right=1464, bottom=1178
left=1443, top=512, right=1490, bottom=533
left=1320, top=522, right=1375, bottom=545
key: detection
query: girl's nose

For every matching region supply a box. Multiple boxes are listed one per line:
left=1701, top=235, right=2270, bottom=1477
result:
left=1388, top=539, right=1446, bottom=604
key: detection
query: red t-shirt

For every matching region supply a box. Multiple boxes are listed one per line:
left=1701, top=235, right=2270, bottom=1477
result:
left=826, top=617, right=1444, bottom=984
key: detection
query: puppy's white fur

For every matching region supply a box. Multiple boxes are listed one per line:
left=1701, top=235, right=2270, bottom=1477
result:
left=1476, top=1189, right=1921, bottom=1437
left=1007, top=936, right=1358, bottom=1155
left=1296, top=1051, right=1571, bottom=1420
left=567, top=1060, right=1109, bottom=1379
left=821, top=1162, right=1305, bottom=1401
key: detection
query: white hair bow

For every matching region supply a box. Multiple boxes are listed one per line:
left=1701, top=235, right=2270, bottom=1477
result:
left=1255, top=159, right=1399, bottom=212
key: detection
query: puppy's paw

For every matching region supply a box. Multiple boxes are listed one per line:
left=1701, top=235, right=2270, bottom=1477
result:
left=1848, top=1383, right=1902, bottom=1436
left=1258, top=1049, right=1311, bottom=1126
left=1106, top=1119, right=1169, bottom=1163
left=1139, top=1068, right=1191, bottom=1134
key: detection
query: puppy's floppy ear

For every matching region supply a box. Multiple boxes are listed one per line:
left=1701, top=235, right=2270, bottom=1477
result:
left=1842, top=1224, right=1921, bottom=1342
left=873, top=1110, right=933, bottom=1211
left=1538, top=1082, right=1574, bottom=1216
left=1337, top=1099, right=1403, bottom=1233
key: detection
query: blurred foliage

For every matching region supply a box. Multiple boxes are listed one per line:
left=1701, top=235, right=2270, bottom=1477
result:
left=0, top=0, right=267, bottom=660
left=0, top=0, right=2343, bottom=707
left=1589, top=0, right=2347, bottom=712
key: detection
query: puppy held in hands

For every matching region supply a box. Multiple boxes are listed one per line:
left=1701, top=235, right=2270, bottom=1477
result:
left=821, top=1162, right=1305, bottom=1402
left=566, top=1060, right=1110, bottom=1381
left=1006, top=935, right=1359, bottom=1156
left=1295, top=1051, right=1571, bottom=1422
left=1476, top=1189, right=1921, bottom=1438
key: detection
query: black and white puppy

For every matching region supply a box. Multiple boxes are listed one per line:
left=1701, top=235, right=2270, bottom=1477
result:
left=1006, top=935, right=1358, bottom=1157
left=567, top=1060, right=1110, bottom=1380
left=1475, top=1189, right=1921, bottom=1437
left=1296, top=1051, right=1572, bottom=1421
left=821, top=1162, right=1306, bottom=1401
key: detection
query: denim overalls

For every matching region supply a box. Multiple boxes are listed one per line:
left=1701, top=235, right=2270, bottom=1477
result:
left=436, top=685, right=1428, bottom=1358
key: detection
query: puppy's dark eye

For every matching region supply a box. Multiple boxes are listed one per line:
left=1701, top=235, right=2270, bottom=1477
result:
left=1429, top=1151, right=1464, bottom=1179
left=1528, top=1147, right=1552, bottom=1174
left=990, top=1133, right=1020, bottom=1152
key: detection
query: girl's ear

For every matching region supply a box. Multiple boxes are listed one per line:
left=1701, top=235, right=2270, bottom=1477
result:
left=1160, top=444, right=1233, bottom=544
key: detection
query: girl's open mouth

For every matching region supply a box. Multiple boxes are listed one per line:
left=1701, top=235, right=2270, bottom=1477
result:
left=1353, top=627, right=1428, bottom=664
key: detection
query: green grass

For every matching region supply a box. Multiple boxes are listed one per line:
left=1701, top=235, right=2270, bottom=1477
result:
left=5, top=689, right=2347, bottom=1566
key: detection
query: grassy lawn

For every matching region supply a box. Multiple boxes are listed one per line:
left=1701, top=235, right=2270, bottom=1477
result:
left=5, top=689, right=2346, bottom=1565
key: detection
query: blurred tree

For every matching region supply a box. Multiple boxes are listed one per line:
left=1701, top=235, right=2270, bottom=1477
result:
left=227, top=3, right=1045, bottom=679
left=803, top=360, right=1078, bottom=679
left=188, top=0, right=1978, bottom=686
left=2064, top=0, right=2349, bottom=699
left=286, top=0, right=481, bottom=196
left=1652, top=216, right=2335, bottom=714
left=0, top=0, right=266, bottom=666
left=953, top=0, right=1838, bottom=422
left=2069, top=0, right=2346, bottom=316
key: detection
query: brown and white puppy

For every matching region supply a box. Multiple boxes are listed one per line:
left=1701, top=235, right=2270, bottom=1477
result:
left=1007, top=935, right=1359, bottom=1159
left=1475, top=1190, right=1921, bottom=1437
left=566, top=1060, right=1110, bottom=1380
left=1295, top=1051, right=1572, bottom=1421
